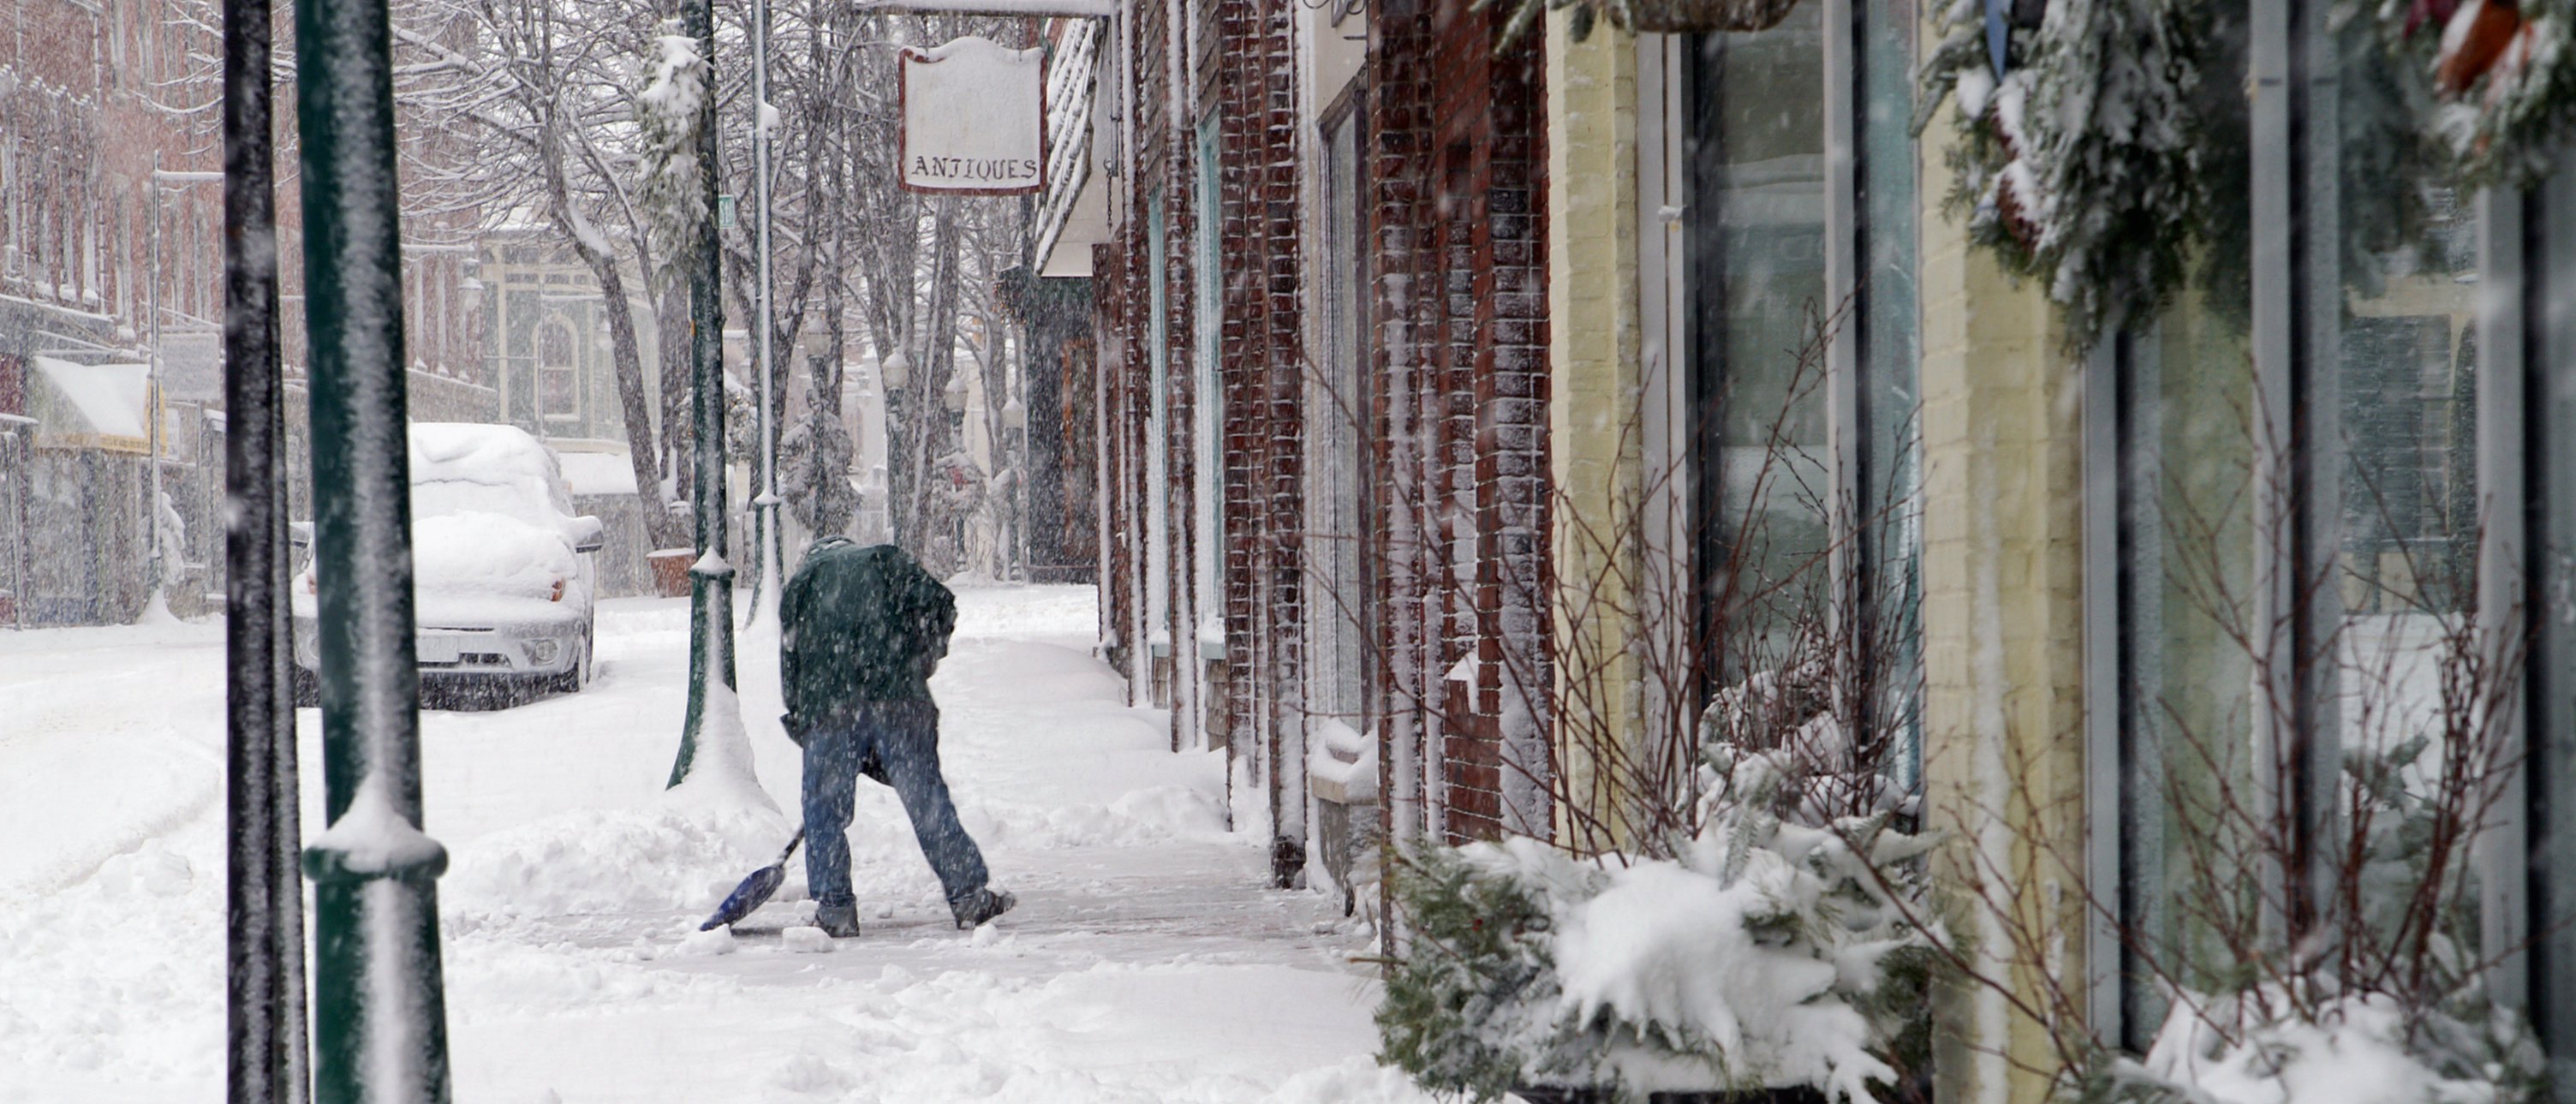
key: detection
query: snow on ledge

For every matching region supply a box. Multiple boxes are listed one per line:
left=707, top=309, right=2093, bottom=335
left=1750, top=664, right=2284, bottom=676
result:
left=307, top=775, right=444, bottom=875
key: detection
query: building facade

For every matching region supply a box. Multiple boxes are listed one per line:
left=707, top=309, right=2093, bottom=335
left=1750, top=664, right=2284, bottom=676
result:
left=0, top=0, right=485, bottom=626
left=1062, top=0, right=2576, bottom=1095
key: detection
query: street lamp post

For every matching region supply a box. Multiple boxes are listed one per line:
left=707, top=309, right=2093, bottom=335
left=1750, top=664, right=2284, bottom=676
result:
left=670, top=0, right=737, bottom=788
left=1003, top=392, right=1026, bottom=582
left=748, top=0, right=782, bottom=623
left=291, top=0, right=453, bottom=1092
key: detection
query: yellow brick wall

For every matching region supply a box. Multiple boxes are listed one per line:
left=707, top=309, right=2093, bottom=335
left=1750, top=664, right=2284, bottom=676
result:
left=1915, top=77, right=2097, bottom=1104
left=1543, top=17, right=1649, bottom=850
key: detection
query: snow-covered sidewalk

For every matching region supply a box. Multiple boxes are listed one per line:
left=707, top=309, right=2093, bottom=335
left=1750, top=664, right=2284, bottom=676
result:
left=0, top=584, right=1427, bottom=1103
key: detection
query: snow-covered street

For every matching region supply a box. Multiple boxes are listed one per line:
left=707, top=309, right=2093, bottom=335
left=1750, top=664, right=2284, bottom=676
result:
left=0, top=584, right=1427, bottom=1103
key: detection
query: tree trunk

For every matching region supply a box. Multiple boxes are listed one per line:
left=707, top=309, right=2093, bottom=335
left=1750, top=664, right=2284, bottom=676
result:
left=574, top=245, right=685, bottom=551
left=541, top=118, right=684, bottom=552
left=657, top=277, right=693, bottom=512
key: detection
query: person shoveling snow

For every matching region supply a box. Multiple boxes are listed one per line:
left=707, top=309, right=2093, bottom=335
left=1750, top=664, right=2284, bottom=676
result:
left=780, top=538, right=1015, bottom=937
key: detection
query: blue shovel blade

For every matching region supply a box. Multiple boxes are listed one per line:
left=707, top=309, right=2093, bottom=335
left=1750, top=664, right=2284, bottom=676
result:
left=700, top=862, right=787, bottom=931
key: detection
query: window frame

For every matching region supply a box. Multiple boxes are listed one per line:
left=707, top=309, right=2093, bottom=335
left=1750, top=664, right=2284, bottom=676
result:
left=2084, top=0, right=2558, bottom=1053
left=535, top=316, right=581, bottom=424
left=1669, top=0, right=1922, bottom=773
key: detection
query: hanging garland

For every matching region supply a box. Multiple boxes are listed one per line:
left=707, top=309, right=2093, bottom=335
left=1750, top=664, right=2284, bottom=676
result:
left=1917, top=0, right=2213, bottom=357
left=1479, top=0, right=1804, bottom=51
left=2363, top=0, right=2576, bottom=185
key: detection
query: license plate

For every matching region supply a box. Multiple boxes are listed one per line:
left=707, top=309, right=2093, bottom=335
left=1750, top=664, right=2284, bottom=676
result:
left=415, top=636, right=463, bottom=664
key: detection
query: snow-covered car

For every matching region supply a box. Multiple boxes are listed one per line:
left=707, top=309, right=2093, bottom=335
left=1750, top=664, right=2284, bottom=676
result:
left=291, top=424, right=606, bottom=704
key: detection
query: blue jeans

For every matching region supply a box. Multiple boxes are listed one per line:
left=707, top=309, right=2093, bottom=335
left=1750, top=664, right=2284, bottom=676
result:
left=801, top=699, right=989, bottom=914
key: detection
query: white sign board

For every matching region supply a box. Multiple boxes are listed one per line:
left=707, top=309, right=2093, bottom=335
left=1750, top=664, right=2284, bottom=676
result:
left=900, top=37, right=1045, bottom=195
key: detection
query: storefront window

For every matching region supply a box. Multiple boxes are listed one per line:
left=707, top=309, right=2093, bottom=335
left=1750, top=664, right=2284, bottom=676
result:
left=1857, top=0, right=1922, bottom=780
left=2528, top=159, right=2576, bottom=1095
left=2104, top=1, right=2502, bottom=1050
left=2102, top=2, right=2259, bottom=1041
left=1690, top=10, right=1831, bottom=677
left=1312, top=102, right=1371, bottom=726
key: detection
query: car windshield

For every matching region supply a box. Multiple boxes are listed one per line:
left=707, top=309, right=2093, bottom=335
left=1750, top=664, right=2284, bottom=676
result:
left=411, top=478, right=558, bottom=528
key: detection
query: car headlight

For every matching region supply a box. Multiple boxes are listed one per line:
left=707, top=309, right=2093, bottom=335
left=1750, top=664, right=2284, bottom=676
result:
left=522, top=638, right=561, bottom=665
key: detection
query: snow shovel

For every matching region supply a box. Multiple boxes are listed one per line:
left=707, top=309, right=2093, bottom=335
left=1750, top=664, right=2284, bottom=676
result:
left=698, top=828, right=805, bottom=931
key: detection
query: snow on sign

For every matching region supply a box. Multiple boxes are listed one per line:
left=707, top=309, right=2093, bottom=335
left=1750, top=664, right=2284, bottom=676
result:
left=899, top=37, right=1044, bottom=195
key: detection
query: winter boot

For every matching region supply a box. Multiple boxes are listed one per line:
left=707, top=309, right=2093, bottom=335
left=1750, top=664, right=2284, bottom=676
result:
left=950, top=888, right=1016, bottom=929
left=812, top=903, right=862, bottom=939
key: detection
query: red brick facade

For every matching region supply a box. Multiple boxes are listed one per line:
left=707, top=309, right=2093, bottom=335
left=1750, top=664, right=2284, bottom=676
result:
left=1086, top=0, right=1553, bottom=888
left=1363, top=0, right=1552, bottom=844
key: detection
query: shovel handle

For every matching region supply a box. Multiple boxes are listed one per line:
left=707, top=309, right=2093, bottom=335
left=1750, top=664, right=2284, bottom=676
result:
left=778, top=827, right=806, bottom=865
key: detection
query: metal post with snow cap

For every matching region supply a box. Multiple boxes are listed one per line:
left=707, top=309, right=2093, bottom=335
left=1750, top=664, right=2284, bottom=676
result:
left=747, top=0, right=784, bottom=628
left=671, top=0, right=742, bottom=790
left=288, top=0, right=453, bottom=1091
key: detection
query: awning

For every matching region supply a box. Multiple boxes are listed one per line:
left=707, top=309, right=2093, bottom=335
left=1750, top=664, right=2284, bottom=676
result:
left=29, top=357, right=152, bottom=454
left=1031, top=19, right=1105, bottom=278
left=1038, top=168, right=1106, bottom=278
left=554, top=450, right=640, bottom=497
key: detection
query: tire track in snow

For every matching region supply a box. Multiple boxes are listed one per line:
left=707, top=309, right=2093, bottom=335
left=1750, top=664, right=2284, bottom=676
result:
left=0, top=624, right=230, bottom=900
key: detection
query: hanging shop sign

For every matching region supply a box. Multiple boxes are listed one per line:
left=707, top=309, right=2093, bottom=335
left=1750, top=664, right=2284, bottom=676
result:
left=899, top=37, right=1045, bottom=196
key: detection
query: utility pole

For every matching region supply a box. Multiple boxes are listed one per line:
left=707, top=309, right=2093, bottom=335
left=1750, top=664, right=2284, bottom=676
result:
left=670, top=0, right=737, bottom=787
left=146, top=151, right=166, bottom=617
left=291, top=0, right=453, bottom=1094
left=748, top=0, right=783, bottom=624
left=222, top=0, right=309, bottom=1095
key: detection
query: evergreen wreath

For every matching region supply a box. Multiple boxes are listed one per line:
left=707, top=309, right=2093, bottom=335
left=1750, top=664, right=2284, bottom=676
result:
left=1477, top=0, right=1804, bottom=52
left=2358, top=0, right=2576, bottom=186
left=1916, top=0, right=2213, bottom=357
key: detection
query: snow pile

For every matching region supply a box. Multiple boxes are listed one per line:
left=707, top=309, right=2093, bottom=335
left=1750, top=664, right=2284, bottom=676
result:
left=2080, top=987, right=2541, bottom=1104
left=665, top=676, right=777, bottom=815
left=1379, top=749, right=1934, bottom=1102
left=963, top=782, right=1230, bottom=849
left=1551, top=859, right=1883, bottom=1100
left=443, top=796, right=790, bottom=922
left=412, top=512, right=579, bottom=600
left=408, top=422, right=575, bottom=525
left=1307, top=718, right=1378, bottom=804
left=635, top=20, right=708, bottom=265
left=673, top=926, right=736, bottom=957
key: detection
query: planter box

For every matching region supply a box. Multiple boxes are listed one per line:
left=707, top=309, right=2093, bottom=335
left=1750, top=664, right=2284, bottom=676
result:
left=646, top=548, right=695, bottom=598
left=1514, top=1087, right=1826, bottom=1104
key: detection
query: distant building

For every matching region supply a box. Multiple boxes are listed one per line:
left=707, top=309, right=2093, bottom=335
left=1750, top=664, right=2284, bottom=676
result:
left=0, top=0, right=482, bottom=626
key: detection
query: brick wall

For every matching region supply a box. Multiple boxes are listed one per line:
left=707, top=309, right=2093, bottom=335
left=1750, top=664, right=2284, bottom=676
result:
left=1089, top=0, right=1553, bottom=886
left=1367, top=0, right=1550, bottom=846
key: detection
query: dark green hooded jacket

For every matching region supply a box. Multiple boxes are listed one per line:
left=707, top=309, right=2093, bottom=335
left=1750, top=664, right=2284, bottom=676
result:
left=780, top=540, right=957, bottom=734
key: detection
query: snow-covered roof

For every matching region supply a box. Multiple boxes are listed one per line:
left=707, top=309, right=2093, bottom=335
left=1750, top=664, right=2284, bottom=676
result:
left=554, top=450, right=641, bottom=498
left=28, top=357, right=151, bottom=454
left=408, top=422, right=575, bottom=523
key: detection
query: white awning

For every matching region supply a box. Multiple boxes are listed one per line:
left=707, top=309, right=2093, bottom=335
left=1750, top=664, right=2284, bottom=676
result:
left=29, top=357, right=152, bottom=454
left=554, top=450, right=641, bottom=497
left=1038, top=167, right=1106, bottom=278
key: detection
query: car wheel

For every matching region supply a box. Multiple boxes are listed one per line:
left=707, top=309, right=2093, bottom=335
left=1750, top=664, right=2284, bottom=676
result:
left=546, top=629, right=593, bottom=696
left=291, top=666, right=320, bottom=708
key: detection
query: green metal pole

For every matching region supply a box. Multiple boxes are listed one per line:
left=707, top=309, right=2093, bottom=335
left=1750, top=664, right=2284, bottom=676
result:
left=670, top=0, right=736, bottom=788
left=291, top=0, right=451, bottom=1094
left=224, top=0, right=310, bottom=1091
